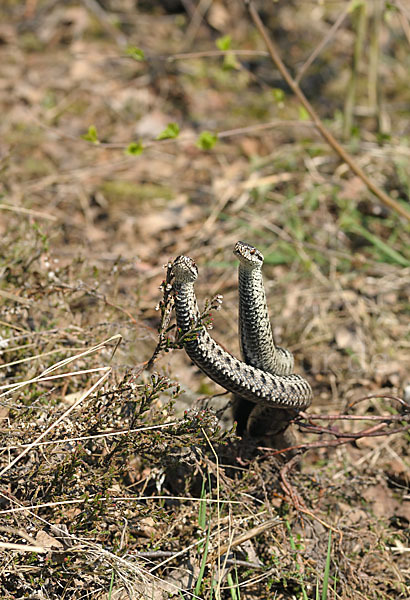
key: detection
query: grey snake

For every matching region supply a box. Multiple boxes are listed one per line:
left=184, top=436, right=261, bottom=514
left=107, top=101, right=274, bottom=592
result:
left=233, top=241, right=309, bottom=437
left=170, top=247, right=312, bottom=433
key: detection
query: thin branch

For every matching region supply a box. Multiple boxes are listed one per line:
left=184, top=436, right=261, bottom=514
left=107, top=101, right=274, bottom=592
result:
left=146, top=261, right=175, bottom=370
left=167, top=49, right=269, bottom=61
left=0, top=541, right=47, bottom=553
left=257, top=393, right=410, bottom=464
left=264, top=419, right=410, bottom=458
left=296, top=4, right=350, bottom=84
left=207, top=517, right=281, bottom=563
left=396, top=1, right=410, bottom=46
left=343, top=1, right=367, bottom=139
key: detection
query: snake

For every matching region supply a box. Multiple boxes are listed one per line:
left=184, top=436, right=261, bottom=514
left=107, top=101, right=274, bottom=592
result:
left=233, top=241, right=304, bottom=438
left=171, top=254, right=312, bottom=419
left=234, top=241, right=294, bottom=376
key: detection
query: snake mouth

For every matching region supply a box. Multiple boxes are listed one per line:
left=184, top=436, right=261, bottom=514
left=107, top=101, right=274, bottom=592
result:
left=233, top=241, right=264, bottom=266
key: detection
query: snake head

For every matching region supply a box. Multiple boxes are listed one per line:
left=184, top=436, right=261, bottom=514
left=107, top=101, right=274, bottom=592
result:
left=171, top=255, right=199, bottom=283
left=233, top=241, right=264, bottom=268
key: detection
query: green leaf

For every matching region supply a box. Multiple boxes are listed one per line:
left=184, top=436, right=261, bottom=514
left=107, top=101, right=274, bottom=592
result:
left=197, top=477, right=207, bottom=530
left=223, top=52, right=240, bottom=70
left=126, top=46, right=145, bottom=61
left=341, top=217, right=410, bottom=267
left=32, top=222, right=49, bottom=252
left=384, top=2, right=397, bottom=13
left=81, top=125, right=99, bottom=144
left=272, top=88, right=285, bottom=103
left=216, top=35, right=232, bottom=51
left=348, top=0, right=366, bottom=12
left=227, top=572, right=239, bottom=600
left=194, top=523, right=211, bottom=596
left=156, top=122, right=180, bottom=140
left=125, top=141, right=144, bottom=156
left=298, top=105, right=310, bottom=121
left=196, top=131, right=218, bottom=151
left=376, top=131, right=391, bottom=143
left=322, top=531, right=332, bottom=600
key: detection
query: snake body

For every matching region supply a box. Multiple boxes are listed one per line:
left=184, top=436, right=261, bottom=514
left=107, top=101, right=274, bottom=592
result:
left=234, top=241, right=294, bottom=376
left=171, top=255, right=312, bottom=412
left=233, top=241, right=303, bottom=438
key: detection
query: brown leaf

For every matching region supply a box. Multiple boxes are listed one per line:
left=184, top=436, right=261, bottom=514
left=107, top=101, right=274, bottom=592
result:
left=362, top=484, right=399, bottom=519
left=35, top=530, right=64, bottom=550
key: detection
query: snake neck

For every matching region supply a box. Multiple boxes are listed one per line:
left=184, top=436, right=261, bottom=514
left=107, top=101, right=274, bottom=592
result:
left=238, top=264, right=273, bottom=364
left=173, top=281, right=200, bottom=330
left=238, top=264, right=293, bottom=375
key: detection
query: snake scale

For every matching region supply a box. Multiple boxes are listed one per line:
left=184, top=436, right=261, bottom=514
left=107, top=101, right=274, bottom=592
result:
left=171, top=248, right=312, bottom=430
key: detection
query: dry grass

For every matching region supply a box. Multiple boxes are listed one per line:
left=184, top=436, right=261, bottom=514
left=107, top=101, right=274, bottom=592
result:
left=0, top=1, right=409, bottom=598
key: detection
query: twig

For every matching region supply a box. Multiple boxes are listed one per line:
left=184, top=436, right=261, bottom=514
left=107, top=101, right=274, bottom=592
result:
left=0, top=203, right=57, bottom=221
left=368, top=0, right=382, bottom=113
left=396, top=0, right=410, bottom=46
left=279, top=454, right=306, bottom=509
left=263, top=409, right=410, bottom=457
left=146, top=262, right=175, bottom=370
left=343, top=1, right=367, bottom=139
left=244, top=0, right=410, bottom=221
left=167, top=50, right=269, bottom=61
left=207, top=518, right=281, bottom=563
left=0, top=526, right=37, bottom=545
left=346, top=393, right=409, bottom=410
left=278, top=458, right=344, bottom=537
left=183, top=0, right=212, bottom=50
left=146, top=262, right=224, bottom=370
left=254, top=394, right=410, bottom=513
left=81, top=0, right=127, bottom=47
left=0, top=289, right=31, bottom=306
left=0, top=541, right=47, bottom=553
left=131, top=550, right=265, bottom=569
left=295, top=4, right=350, bottom=84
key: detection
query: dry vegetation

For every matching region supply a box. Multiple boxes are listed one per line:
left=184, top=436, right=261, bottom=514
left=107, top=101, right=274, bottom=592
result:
left=0, top=1, right=409, bottom=598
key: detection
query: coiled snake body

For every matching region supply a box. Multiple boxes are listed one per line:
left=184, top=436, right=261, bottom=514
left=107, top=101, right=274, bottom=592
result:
left=171, top=251, right=312, bottom=433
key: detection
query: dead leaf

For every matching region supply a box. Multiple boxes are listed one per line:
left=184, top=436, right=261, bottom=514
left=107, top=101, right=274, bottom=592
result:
left=339, top=176, right=367, bottom=201
left=133, top=517, right=156, bottom=538
left=135, top=111, right=173, bottom=139
left=165, top=560, right=199, bottom=596
left=362, top=484, right=401, bottom=519
left=208, top=3, right=231, bottom=31
left=35, top=530, right=64, bottom=550
left=334, top=326, right=366, bottom=369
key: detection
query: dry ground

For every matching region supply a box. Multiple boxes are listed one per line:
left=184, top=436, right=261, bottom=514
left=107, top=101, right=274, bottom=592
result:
left=0, top=1, right=409, bottom=599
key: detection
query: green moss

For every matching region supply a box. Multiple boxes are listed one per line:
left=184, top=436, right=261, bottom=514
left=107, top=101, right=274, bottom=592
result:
left=99, top=180, right=173, bottom=203
left=5, top=123, right=45, bottom=147
left=18, top=32, right=45, bottom=52
left=22, top=156, right=53, bottom=177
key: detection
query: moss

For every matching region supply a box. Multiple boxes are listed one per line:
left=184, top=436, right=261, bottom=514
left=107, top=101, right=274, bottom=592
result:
left=99, top=180, right=174, bottom=204
left=21, top=156, right=54, bottom=177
